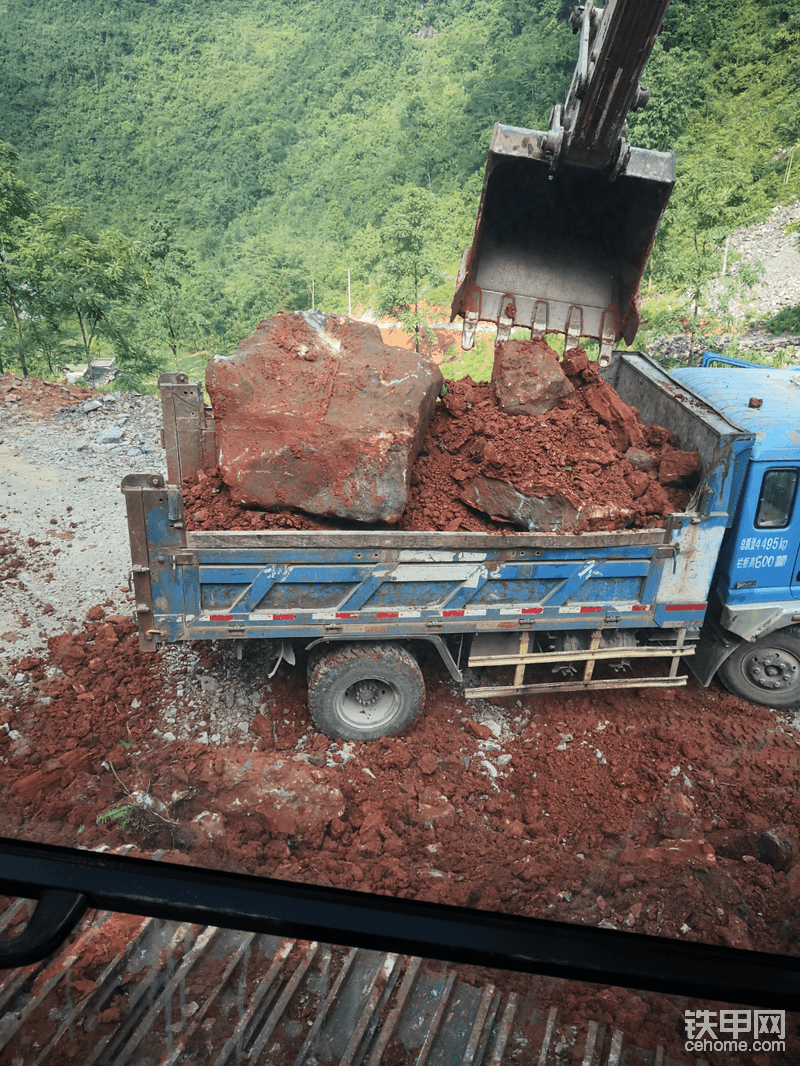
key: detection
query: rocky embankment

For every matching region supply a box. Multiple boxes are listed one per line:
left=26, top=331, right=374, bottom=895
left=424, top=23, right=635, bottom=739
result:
left=651, top=198, right=800, bottom=363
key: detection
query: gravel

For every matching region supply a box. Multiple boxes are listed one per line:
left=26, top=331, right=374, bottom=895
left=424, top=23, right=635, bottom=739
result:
left=0, top=390, right=165, bottom=667
left=707, top=199, right=800, bottom=320
left=0, top=379, right=294, bottom=748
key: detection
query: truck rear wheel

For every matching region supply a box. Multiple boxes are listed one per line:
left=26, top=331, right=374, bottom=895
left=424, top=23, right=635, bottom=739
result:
left=307, top=642, right=425, bottom=741
left=717, top=632, right=800, bottom=709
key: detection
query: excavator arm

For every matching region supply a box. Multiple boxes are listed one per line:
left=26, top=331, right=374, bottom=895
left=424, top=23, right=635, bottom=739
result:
left=451, top=0, right=675, bottom=365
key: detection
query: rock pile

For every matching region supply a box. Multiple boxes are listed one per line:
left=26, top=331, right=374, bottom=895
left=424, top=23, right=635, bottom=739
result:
left=706, top=199, right=800, bottom=320
left=652, top=197, right=800, bottom=362
left=402, top=342, right=699, bottom=533
left=188, top=338, right=701, bottom=535
left=649, top=330, right=800, bottom=365
left=0, top=377, right=163, bottom=470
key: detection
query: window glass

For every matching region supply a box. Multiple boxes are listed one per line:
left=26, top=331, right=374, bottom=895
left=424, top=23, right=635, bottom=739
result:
left=755, top=468, right=798, bottom=529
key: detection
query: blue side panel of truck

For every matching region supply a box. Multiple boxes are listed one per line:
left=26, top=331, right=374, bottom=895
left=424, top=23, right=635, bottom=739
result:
left=155, top=528, right=676, bottom=641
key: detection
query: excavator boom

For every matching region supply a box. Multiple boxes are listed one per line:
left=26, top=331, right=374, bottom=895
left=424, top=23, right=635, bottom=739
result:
left=451, top=0, right=675, bottom=364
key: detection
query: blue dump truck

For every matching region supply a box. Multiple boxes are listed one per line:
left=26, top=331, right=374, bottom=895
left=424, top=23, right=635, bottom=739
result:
left=122, top=354, right=800, bottom=740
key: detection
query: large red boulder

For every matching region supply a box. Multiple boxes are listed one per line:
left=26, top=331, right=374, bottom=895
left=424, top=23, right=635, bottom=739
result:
left=491, top=338, right=573, bottom=415
left=206, top=311, right=443, bottom=523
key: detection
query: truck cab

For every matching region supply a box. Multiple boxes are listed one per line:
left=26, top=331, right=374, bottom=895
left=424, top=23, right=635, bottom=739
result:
left=672, top=366, right=800, bottom=707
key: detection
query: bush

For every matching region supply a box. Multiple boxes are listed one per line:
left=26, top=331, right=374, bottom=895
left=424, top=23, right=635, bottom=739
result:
left=766, top=304, right=800, bottom=336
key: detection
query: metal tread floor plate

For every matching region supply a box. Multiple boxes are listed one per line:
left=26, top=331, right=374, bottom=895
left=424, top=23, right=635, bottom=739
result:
left=0, top=900, right=690, bottom=1066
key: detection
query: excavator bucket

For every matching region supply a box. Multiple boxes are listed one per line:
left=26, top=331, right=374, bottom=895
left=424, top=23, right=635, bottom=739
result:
left=451, top=0, right=676, bottom=365
left=451, top=127, right=675, bottom=361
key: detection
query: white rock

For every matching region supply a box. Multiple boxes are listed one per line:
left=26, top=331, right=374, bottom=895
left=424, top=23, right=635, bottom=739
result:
left=96, top=427, right=124, bottom=445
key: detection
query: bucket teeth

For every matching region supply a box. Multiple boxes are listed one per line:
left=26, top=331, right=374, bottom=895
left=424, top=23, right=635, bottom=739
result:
left=461, top=311, right=479, bottom=351
left=496, top=293, right=516, bottom=345
left=531, top=300, right=549, bottom=338
left=565, top=306, right=583, bottom=351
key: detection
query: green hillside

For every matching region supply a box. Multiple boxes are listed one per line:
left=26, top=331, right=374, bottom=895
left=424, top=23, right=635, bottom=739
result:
left=1, top=0, right=798, bottom=381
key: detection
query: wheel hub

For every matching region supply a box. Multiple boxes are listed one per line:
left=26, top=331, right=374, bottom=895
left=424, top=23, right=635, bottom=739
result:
left=352, top=680, right=380, bottom=706
left=746, top=650, right=798, bottom=691
left=338, top=676, right=400, bottom=729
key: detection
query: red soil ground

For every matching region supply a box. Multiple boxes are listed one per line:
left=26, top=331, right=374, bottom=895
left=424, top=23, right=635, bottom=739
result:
left=2, top=612, right=799, bottom=1061
left=0, top=373, right=98, bottom=419
left=2, top=371, right=797, bottom=1061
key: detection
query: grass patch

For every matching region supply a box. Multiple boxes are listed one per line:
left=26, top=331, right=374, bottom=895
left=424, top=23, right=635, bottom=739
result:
left=765, top=304, right=800, bottom=336
left=439, top=335, right=495, bottom=382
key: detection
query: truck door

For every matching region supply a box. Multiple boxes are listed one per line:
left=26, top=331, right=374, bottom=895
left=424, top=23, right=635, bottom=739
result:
left=725, top=463, right=800, bottom=599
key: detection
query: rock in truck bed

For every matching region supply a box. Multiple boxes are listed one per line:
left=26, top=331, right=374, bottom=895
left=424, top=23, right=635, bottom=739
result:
left=205, top=310, right=442, bottom=524
left=187, top=315, right=700, bottom=536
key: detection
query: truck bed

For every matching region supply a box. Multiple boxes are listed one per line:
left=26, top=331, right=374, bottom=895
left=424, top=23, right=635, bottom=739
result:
left=125, top=354, right=752, bottom=664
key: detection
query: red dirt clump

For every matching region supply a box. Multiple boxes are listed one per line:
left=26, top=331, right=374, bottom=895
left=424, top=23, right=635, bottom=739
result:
left=401, top=353, right=695, bottom=534
left=183, top=469, right=340, bottom=532
left=0, top=373, right=100, bottom=420
left=0, top=531, right=27, bottom=584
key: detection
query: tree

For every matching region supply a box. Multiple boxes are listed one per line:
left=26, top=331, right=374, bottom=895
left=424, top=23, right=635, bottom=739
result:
left=627, top=45, right=707, bottom=153
left=3, top=0, right=797, bottom=361
left=23, top=208, right=152, bottom=371
left=651, top=158, right=762, bottom=364
left=141, top=218, right=208, bottom=370
left=377, top=186, right=440, bottom=354
left=1, top=148, right=163, bottom=383
left=0, top=141, right=36, bottom=375
left=235, top=237, right=312, bottom=331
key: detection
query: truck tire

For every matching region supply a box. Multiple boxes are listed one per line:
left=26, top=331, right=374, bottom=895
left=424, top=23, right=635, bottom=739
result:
left=717, top=631, right=800, bottom=709
left=307, top=642, right=425, bottom=741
